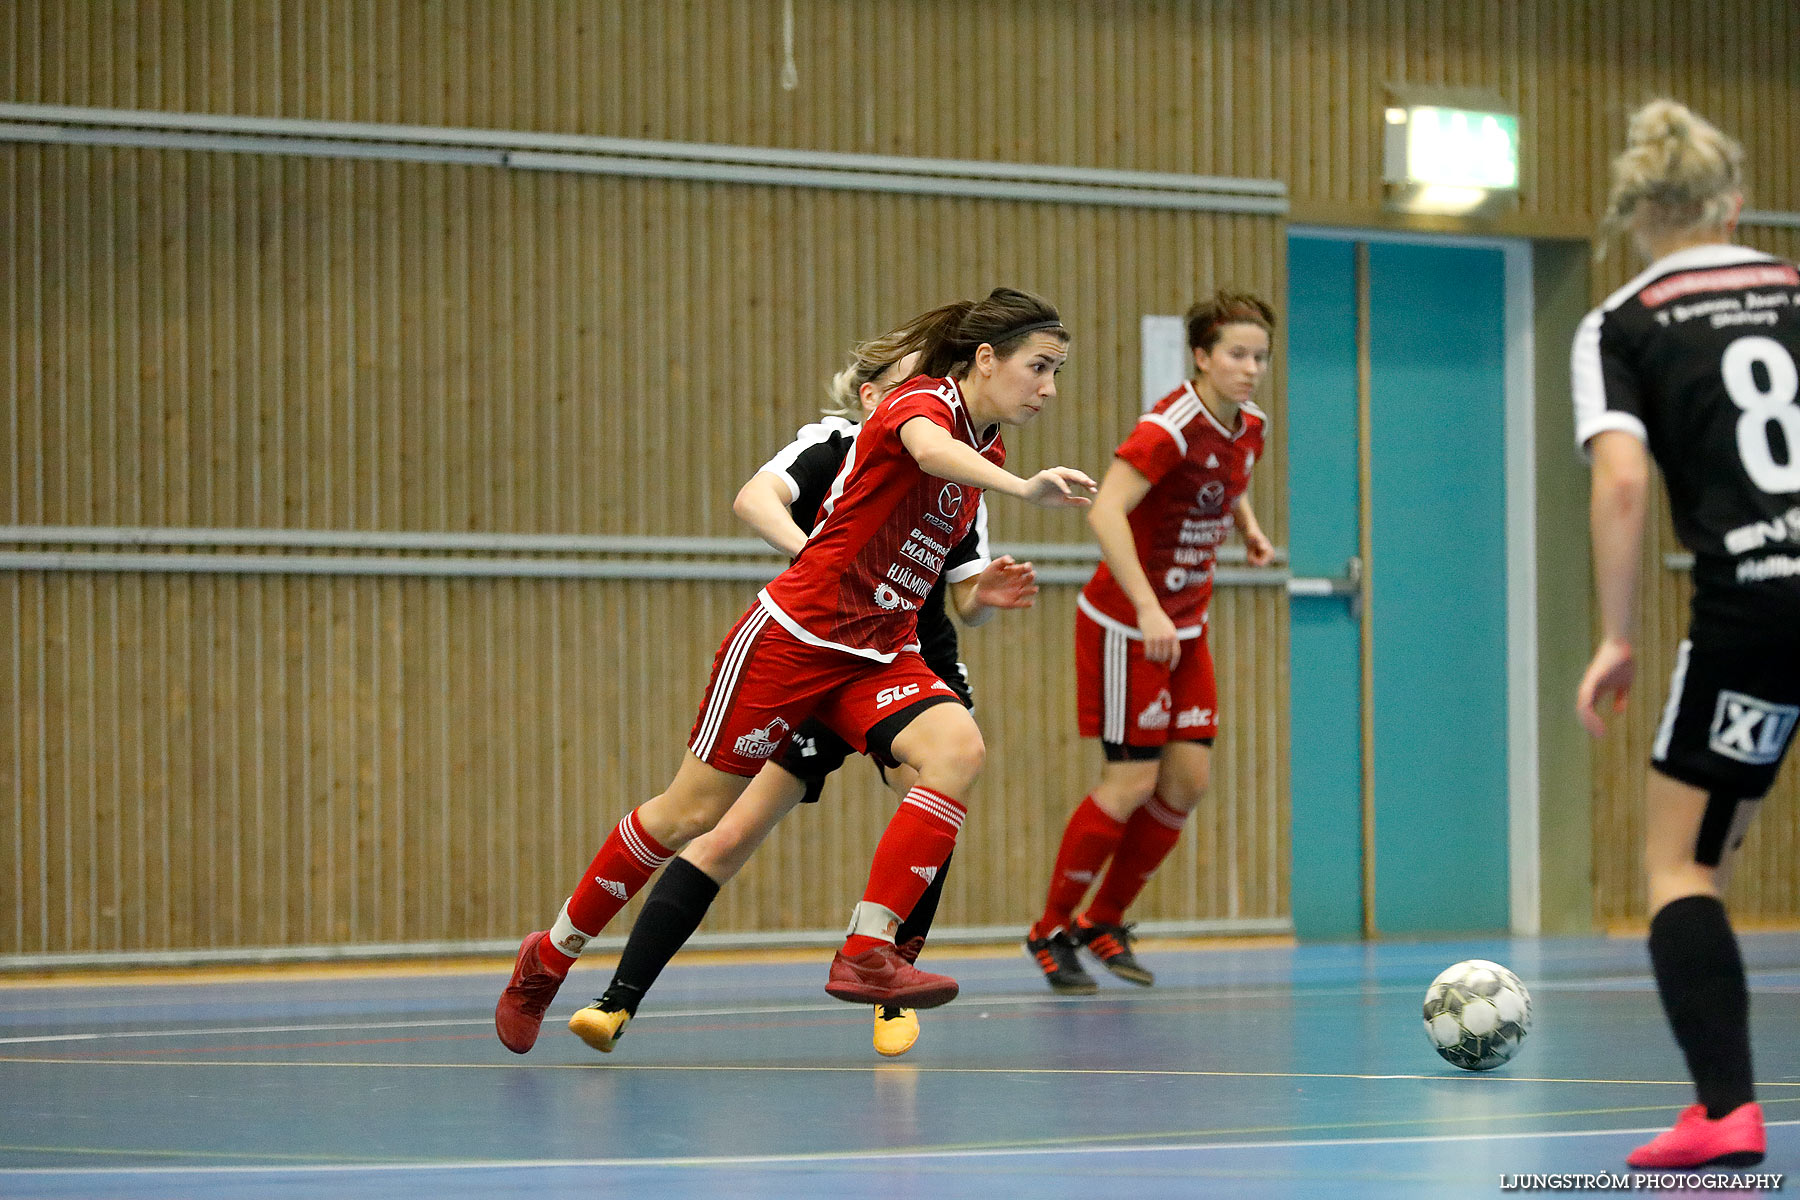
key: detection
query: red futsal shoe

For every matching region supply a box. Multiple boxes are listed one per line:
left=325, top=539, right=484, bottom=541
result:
left=494, top=931, right=568, bottom=1054
left=826, top=942, right=959, bottom=1009
left=1627, top=1102, right=1765, bottom=1168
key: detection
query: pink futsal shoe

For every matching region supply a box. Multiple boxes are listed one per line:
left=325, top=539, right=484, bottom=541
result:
left=494, top=931, right=568, bottom=1054
left=826, top=942, right=959, bottom=1009
left=1627, top=1102, right=1765, bottom=1168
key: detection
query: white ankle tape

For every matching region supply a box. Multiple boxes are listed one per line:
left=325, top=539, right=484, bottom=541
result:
left=846, top=901, right=901, bottom=942
left=549, top=902, right=597, bottom=958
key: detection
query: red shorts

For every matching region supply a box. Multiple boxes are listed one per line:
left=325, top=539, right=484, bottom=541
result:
left=1075, top=606, right=1217, bottom=747
left=688, top=600, right=961, bottom=777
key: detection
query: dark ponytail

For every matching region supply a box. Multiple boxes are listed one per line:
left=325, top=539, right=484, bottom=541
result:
left=889, top=287, right=1068, bottom=380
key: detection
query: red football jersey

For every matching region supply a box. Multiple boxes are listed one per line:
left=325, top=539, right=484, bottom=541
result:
left=760, top=375, right=1004, bottom=661
left=1079, top=381, right=1265, bottom=637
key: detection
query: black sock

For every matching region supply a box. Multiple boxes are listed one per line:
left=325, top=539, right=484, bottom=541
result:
left=1647, top=894, right=1755, bottom=1119
left=894, top=851, right=952, bottom=948
left=598, top=856, right=721, bottom=1016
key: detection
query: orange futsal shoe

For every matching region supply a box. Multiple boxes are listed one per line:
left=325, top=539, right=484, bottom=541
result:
left=1627, top=1102, right=1765, bottom=1168
left=826, top=942, right=959, bottom=1009
left=494, top=931, right=568, bottom=1054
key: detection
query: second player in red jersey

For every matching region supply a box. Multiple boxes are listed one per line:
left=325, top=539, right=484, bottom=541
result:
left=1027, top=290, right=1277, bottom=992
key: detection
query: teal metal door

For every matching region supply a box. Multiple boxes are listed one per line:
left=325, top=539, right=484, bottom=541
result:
left=1287, top=234, right=1512, bottom=938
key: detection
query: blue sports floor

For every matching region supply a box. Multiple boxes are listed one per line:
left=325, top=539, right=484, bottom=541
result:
left=1, top=934, right=1795, bottom=1198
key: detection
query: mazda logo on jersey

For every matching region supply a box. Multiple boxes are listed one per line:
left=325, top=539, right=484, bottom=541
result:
left=1708, top=690, right=1800, bottom=765
left=938, top=483, right=964, bottom=518
left=1196, top=481, right=1227, bottom=514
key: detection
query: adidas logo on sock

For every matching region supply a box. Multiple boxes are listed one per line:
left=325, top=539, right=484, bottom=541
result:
left=595, top=877, right=628, bottom=900
left=910, top=865, right=938, bottom=884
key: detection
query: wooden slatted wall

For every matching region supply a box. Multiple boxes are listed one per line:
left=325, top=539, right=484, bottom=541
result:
left=2, top=0, right=1798, bottom=953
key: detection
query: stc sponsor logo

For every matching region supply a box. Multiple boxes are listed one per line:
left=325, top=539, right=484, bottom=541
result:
left=1138, top=689, right=1173, bottom=731
left=734, top=717, right=792, bottom=760
left=1708, top=691, right=1800, bottom=765
left=1175, top=706, right=1213, bottom=730
left=876, top=683, right=922, bottom=709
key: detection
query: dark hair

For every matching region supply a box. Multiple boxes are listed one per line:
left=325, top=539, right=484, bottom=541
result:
left=1186, top=289, right=1276, bottom=353
left=888, top=287, right=1069, bottom=380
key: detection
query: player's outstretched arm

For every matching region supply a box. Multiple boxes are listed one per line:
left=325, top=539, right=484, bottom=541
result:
left=733, top=471, right=810, bottom=558
left=899, top=416, right=1095, bottom=508
left=1577, top=430, right=1650, bottom=737
left=951, top=555, right=1038, bottom=627
left=1089, top=459, right=1180, bottom=666
left=1232, top=494, right=1275, bottom=566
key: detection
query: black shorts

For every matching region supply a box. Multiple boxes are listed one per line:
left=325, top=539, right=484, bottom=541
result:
left=1651, top=614, right=1800, bottom=800
left=775, top=660, right=975, bottom=803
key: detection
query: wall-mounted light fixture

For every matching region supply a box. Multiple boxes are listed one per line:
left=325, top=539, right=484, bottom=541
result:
left=1383, top=87, right=1520, bottom=218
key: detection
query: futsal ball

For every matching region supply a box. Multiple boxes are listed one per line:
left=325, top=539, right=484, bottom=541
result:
left=1421, top=959, right=1532, bottom=1071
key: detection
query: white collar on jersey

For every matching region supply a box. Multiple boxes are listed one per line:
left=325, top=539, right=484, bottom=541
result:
left=1602, top=242, right=1779, bottom=313
left=1184, top=379, right=1255, bottom=441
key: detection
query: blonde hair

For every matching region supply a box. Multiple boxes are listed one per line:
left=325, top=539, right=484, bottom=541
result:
left=822, top=328, right=913, bottom=419
left=1601, top=99, right=1744, bottom=247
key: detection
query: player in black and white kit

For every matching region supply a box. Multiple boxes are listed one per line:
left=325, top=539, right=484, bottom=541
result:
left=1574, top=99, right=1795, bottom=1170
left=574, top=340, right=1039, bottom=1059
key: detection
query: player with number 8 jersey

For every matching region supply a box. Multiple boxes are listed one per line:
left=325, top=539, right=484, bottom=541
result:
left=1573, top=98, right=1798, bottom=1170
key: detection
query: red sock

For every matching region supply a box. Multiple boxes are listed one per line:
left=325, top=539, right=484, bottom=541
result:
left=1033, top=796, right=1127, bottom=938
left=843, top=787, right=965, bottom=956
left=543, top=808, right=674, bottom=971
left=1084, top=796, right=1187, bottom=926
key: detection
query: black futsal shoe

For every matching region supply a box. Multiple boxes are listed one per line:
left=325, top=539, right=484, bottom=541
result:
left=1073, top=916, right=1154, bottom=986
left=1024, top=927, right=1099, bottom=994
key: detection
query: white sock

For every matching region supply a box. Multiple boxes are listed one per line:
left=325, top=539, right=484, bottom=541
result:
left=845, top=900, right=901, bottom=942
left=548, top=901, right=597, bottom=958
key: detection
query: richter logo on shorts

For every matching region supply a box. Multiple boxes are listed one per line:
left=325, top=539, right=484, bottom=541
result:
left=1138, top=690, right=1173, bottom=730
left=734, top=717, right=792, bottom=761
left=1708, top=691, right=1800, bottom=765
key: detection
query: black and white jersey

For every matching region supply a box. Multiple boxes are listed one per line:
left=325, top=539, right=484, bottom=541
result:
left=1573, top=244, right=1800, bottom=617
left=755, top=418, right=990, bottom=698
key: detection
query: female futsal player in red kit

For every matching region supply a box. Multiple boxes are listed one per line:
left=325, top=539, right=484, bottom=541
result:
left=1027, top=290, right=1275, bottom=992
left=496, top=287, right=1095, bottom=1053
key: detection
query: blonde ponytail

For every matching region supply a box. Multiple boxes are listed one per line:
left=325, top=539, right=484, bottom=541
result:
left=1602, top=99, right=1744, bottom=247
left=821, top=327, right=917, bottom=419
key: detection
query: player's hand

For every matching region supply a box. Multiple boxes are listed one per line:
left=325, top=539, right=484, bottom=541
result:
left=1020, top=467, right=1098, bottom=509
left=1576, top=636, right=1635, bottom=738
left=1242, top=527, right=1275, bottom=567
left=1137, top=606, right=1181, bottom=667
left=971, top=555, right=1038, bottom=610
